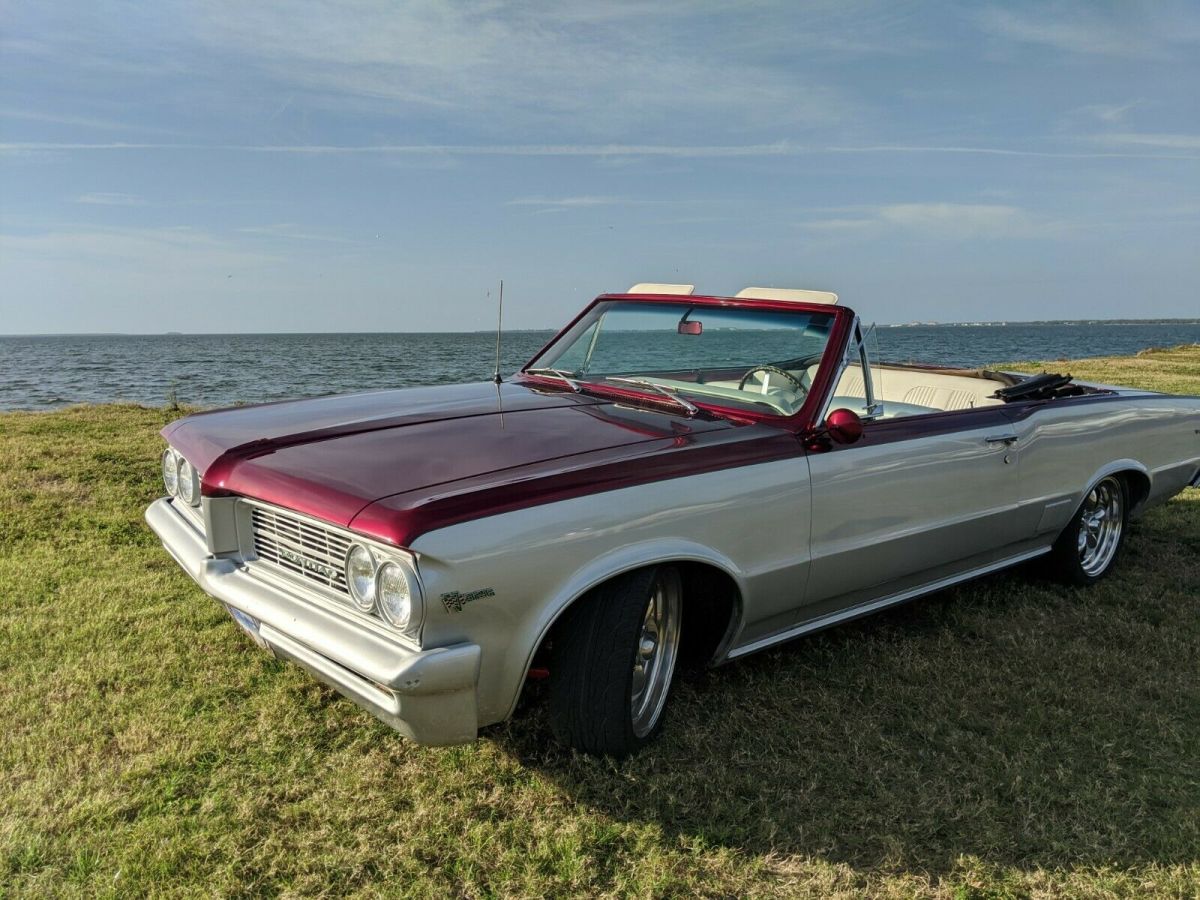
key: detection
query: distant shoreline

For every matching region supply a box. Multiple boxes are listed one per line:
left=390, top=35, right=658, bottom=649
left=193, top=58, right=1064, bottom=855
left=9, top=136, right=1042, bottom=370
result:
left=883, top=318, right=1200, bottom=328
left=4, top=318, right=1200, bottom=338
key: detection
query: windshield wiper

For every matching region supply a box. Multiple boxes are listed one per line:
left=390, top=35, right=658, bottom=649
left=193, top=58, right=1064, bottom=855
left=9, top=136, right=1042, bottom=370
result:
left=604, top=377, right=699, bottom=416
left=524, top=367, right=582, bottom=392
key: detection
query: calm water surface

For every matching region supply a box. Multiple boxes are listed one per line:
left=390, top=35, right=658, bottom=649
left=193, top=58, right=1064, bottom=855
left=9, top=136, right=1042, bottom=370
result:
left=2, top=323, right=1198, bottom=411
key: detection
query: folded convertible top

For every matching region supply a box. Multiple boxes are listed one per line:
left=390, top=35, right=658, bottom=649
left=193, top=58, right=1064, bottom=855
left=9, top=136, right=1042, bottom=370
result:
left=992, top=372, right=1078, bottom=402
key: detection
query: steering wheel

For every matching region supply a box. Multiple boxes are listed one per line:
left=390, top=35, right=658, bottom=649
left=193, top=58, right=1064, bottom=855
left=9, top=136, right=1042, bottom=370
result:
left=737, top=364, right=807, bottom=394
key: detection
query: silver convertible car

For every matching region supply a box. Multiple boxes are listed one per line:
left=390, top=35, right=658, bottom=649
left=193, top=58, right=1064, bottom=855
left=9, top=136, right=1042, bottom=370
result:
left=147, top=284, right=1200, bottom=756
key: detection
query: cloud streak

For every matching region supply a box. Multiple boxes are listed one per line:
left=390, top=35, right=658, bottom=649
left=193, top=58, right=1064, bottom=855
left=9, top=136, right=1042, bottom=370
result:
left=978, top=8, right=1154, bottom=57
left=189, top=0, right=852, bottom=139
left=1091, top=132, right=1200, bottom=150
left=237, top=223, right=352, bottom=243
left=0, top=225, right=278, bottom=268
left=976, top=4, right=1200, bottom=59
left=798, top=203, right=1065, bottom=239
left=75, top=192, right=146, bottom=206
left=506, top=195, right=664, bottom=209
left=0, top=106, right=187, bottom=136
left=4, top=141, right=1197, bottom=161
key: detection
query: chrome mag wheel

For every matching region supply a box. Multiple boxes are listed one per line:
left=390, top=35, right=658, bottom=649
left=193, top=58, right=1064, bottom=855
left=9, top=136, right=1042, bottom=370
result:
left=630, top=567, right=682, bottom=738
left=1077, top=476, right=1124, bottom=577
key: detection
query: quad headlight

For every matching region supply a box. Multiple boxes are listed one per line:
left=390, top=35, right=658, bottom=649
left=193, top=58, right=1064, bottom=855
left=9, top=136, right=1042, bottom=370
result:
left=345, top=544, right=377, bottom=611
left=341, top=545, right=423, bottom=636
left=177, top=458, right=197, bottom=505
left=161, top=447, right=201, bottom=507
left=377, top=560, right=422, bottom=633
left=162, top=449, right=178, bottom=496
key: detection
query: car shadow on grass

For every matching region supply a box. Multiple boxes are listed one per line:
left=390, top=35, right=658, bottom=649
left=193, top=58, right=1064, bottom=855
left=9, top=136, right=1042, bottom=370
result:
left=492, top=539, right=1200, bottom=876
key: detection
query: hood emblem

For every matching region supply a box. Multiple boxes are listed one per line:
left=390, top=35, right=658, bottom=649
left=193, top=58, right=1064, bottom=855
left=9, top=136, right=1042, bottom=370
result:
left=441, top=587, right=496, bottom=613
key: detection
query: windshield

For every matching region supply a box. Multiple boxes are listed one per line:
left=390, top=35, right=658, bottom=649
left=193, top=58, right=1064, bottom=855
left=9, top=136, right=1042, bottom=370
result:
left=525, top=301, right=837, bottom=415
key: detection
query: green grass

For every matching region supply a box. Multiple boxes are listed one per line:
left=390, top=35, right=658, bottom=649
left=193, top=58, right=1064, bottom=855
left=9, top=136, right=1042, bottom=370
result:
left=2, top=347, right=1198, bottom=898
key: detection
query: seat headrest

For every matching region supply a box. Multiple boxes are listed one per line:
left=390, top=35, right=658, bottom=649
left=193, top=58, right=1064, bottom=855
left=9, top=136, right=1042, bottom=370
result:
left=735, top=287, right=838, bottom=304
left=626, top=283, right=695, bottom=295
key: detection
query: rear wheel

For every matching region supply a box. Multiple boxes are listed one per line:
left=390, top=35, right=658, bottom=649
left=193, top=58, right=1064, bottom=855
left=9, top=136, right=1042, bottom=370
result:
left=549, top=566, right=682, bottom=756
left=1046, top=475, right=1128, bottom=585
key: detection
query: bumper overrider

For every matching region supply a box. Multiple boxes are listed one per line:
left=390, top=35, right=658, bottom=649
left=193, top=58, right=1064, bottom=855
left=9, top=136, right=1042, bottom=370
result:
left=145, top=497, right=481, bottom=746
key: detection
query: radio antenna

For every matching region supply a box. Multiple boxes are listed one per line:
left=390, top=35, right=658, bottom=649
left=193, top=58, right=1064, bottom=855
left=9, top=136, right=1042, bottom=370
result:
left=491, top=279, right=504, bottom=384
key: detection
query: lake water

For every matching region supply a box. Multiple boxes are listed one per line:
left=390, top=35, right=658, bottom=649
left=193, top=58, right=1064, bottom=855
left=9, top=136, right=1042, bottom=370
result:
left=2, top=323, right=1198, bottom=411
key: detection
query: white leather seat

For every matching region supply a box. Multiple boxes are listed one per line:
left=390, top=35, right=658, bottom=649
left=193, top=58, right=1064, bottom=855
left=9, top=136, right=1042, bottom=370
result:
left=647, top=363, right=1007, bottom=419
left=825, top=365, right=1006, bottom=416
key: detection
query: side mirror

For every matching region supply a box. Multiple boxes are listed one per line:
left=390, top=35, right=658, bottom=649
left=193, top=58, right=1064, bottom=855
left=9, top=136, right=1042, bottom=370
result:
left=826, top=408, right=864, bottom=445
left=677, top=321, right=702, bottom=335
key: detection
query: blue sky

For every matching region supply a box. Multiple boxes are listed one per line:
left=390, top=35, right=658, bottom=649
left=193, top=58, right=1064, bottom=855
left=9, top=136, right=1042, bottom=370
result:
left=2, top=1, right=1198, bottom=333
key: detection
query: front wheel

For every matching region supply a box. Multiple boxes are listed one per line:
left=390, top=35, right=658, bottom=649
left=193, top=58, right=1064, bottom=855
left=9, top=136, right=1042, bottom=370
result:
left=1046, top=475, right=1128, bottom=585
left=548, top=566, right=682, bottom=757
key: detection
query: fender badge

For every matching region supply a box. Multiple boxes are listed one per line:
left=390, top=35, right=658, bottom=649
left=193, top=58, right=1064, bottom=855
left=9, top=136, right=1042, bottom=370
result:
left=440, top=587, right=496, bottom=613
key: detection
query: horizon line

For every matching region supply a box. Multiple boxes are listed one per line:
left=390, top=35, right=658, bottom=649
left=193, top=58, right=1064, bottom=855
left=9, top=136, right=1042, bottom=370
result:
left=5, top=317, right=1200, bottom=338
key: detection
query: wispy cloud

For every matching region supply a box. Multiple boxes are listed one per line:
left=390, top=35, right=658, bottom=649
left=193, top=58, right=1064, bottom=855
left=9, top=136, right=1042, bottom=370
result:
left=0, top=225, right=277, bottom=268
left=0, top=141, right=794, bottom=157
left=1077, top=101, right=1141, bottom=124
left=237, top=223, right=351, bottom=243
left=189, top=0, right=851, bottom=139
left=506, top=196, right=669, bottom=211
left=798, top=203, right=1064, bottom=239
left=795, top=216, right=877, bottom=234
left=4, top=140, right=1197, bottom=161
left=819, top=143, right=1197, bottom=160
left=0, top=106, right=185, bottom=136
left=75, top=191, right=145, bottom=206
left=1091, top=132, right=1200, bottom=150
left=879, top=203, right=1050, bottom=237
left=978, top=8, right=1151, bottom=57
left=976, top=4, right=1200, bottom=59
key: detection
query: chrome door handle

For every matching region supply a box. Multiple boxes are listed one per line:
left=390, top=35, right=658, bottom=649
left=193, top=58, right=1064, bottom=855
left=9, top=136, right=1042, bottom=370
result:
left=985, top=434, right=1018, bottom=446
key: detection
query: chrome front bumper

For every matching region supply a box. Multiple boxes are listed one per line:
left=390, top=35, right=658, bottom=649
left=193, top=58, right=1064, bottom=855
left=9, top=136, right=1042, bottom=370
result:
left=145, top=497, right=481, bottom=746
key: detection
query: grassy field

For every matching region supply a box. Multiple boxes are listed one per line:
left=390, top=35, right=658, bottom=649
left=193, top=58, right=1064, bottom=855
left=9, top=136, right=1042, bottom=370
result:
left=1, top=346, right=1197, bottom=898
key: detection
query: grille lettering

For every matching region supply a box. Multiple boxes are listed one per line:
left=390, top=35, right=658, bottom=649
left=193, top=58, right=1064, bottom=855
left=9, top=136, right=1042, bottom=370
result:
left=278, top=546, right=339, bottom=580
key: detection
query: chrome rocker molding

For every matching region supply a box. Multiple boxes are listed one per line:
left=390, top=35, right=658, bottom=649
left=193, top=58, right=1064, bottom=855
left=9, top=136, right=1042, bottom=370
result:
left=726, top=546, right=1051, bottom=659
left=145, top=497, right=481, bottom=745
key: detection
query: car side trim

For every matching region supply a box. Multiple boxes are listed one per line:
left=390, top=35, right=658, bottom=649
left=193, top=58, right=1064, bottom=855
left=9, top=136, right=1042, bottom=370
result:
left=725, top=545, right=1051, bottom=660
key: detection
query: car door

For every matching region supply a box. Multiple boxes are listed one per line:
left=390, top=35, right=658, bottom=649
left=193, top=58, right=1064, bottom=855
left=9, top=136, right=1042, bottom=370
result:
left=799, top=328, right=1028, bottom=623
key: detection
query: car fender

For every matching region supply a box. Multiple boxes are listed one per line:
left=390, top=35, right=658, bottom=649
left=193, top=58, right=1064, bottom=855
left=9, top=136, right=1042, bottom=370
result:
left=502, top=538, right=746, bottom=719
left=1080, top=457, right=1151, bottom=512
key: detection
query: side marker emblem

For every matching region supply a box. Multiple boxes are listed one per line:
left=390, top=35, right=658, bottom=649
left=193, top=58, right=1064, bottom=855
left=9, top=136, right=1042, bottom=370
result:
left=441, top=588, right=496, bottom=613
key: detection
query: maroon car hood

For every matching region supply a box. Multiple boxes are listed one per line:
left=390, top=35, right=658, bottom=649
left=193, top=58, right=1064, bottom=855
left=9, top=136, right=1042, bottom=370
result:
left=165, top=381, right=751, bottom=535
left=164, top=381, right=601, bottom=469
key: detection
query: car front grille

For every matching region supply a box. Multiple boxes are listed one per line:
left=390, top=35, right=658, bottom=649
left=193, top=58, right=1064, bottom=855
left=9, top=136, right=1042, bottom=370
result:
left=248, top=503, right=351, bottom=595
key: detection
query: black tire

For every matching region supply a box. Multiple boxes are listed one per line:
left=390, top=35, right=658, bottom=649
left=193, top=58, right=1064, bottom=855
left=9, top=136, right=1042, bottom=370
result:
left=1045, top=474, right=1129, bottom=585
left=548, top=566, right=681, bottom=757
